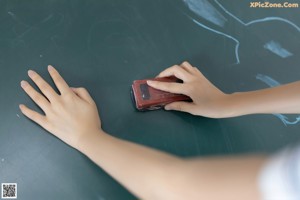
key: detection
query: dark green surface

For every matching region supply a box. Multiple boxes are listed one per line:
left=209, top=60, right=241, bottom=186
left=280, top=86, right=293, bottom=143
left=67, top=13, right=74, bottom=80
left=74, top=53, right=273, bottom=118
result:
left=0, top=0, right=300, bottom=199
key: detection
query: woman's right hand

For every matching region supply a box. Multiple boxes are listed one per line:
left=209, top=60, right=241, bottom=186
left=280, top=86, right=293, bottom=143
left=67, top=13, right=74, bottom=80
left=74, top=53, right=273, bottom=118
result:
left=147, top=62, right=233, bottom=118
left=19, top=66, right=103, bottom=151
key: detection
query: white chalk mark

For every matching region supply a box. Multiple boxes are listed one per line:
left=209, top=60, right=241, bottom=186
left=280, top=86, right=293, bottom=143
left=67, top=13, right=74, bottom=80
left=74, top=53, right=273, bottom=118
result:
left=8, top=11, right=34, bottom=39
left=97, top=196, right=106, bottom=200
left=183, top=0, right=227, bottom=27
left=8, top=11, right=31, bottom=28
left=8, top=12, right=64, bottom=42
left=192, top=18, right=240, bottom=64
left=8, top=11, right=15, bottom=16
left=273, top=114, right=300, bottom=126
left=8, top=11, right=19, bottom=22
left=183, top=1, right=299, bottom=125
left=39, top=55, right=43, bottom=58
left=264, top=40, right=293, bottom=58
left=1, top=158, right=4, bottom=162
left=40, top=14, right=54, bottom=24
left=256, top=74, right=281, bottom=87
left=184, top=0, right=300, bottom=64
left=214, top=0, right=300, bottom=32
left=16, top=114, right=20, bottom=118
left=256, top=74, right=300, bottom=126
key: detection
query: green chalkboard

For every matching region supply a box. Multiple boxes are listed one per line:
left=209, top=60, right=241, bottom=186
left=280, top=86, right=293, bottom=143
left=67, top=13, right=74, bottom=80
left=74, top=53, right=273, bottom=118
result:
left=0, top=0, right=300, bottom=199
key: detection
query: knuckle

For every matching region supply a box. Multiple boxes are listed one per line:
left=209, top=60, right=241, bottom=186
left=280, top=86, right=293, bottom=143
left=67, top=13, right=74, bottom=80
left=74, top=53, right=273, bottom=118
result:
left=39, top=83, right=48, bottom=91
left=63, top=92, right=74, bottom=100
left=182, top=61, right=189, bottom=66
left=194, top=67, right=200, bottom=73
left=173, top=65, right=181, bottom=71
left=32, top=93, right=42, bottom=102
left=79, top=87, right=87, bottom=91
left=158, top=72, right=164, bottom=77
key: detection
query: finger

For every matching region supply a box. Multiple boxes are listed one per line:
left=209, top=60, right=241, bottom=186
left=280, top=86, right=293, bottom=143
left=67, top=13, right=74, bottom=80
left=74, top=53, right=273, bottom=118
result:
left=28, top=70, right=58, bottom=102
left=164, top=101, right=195, bottom=114
left=147, top=80, right=188, bottom=95
left=20, top=80, right=50, bottom=112
left=191, top=66, right=207, bottom=80
left=180, top=61, right=207, bottom=79
left=71, top=87, right=95, bottom=105
left=19, top=104, right=47, bottom=126
left=156, top=65, right=192, bottom=82
left=48, top=65, right=71, bottom=95
left=180, top=61, right=195, bottom=74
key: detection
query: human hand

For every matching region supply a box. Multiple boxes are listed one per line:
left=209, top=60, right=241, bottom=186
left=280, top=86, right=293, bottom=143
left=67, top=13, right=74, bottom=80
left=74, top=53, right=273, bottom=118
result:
left=19, top=65, right=102, bottom=150
left=147, top=62, right=231, bottom=118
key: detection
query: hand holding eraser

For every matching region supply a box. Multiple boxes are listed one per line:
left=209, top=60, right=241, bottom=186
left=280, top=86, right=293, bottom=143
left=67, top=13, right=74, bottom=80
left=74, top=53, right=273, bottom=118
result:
left=131, top=76, right=192, bottom=111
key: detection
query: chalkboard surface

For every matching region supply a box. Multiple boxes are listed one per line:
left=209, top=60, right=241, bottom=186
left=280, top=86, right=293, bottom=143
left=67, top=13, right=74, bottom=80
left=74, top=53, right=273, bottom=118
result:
left=0, top=0, right=300, bottom=199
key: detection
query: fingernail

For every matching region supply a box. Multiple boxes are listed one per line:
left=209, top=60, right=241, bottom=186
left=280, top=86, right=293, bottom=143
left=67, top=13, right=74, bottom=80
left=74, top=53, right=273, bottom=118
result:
left=28, top=70, right=35, bottom=77
left=48, top=65, right=54, bottom=71
left=20, top=80, right=28, bottom=87
left=19, top=104, right=24, bottom=110
left=164, top=105, right=171, bottom=110
left=147, top=80, right=154, bottom=85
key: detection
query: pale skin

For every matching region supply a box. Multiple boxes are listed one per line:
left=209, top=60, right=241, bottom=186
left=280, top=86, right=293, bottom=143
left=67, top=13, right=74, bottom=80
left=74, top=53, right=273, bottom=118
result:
left=19, top=62, right=300, bottom=200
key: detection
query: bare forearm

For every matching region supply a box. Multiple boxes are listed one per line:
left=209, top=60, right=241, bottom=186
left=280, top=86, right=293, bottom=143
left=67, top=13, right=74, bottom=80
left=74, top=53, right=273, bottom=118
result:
left=78, top=131, right=266, bottom=200
left=179, top=156, right=266, bottom=200
left=78, top=131, right=182, bottom=199
left=227, top=81, right=300, bottom=117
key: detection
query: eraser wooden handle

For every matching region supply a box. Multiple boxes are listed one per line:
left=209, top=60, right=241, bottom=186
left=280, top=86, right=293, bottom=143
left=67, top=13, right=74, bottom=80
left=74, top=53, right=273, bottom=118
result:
left=131, top=76, right=191, bottom=111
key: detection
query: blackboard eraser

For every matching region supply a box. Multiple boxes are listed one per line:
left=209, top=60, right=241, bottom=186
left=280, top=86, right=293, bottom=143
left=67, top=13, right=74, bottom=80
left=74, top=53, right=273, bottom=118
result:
left=131, top=76, right=191, bottom=111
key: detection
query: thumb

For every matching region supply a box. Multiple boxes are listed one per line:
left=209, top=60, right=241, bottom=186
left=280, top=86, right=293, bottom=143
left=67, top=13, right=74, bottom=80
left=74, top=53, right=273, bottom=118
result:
left=164, top=101, right=195, bottom=114
left=71, top=87, right=95, bottom=105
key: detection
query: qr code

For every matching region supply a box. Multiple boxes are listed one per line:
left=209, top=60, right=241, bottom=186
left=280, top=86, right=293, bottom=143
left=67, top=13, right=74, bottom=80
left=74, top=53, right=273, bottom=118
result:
left=1, top=183, right=17, bottom=199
